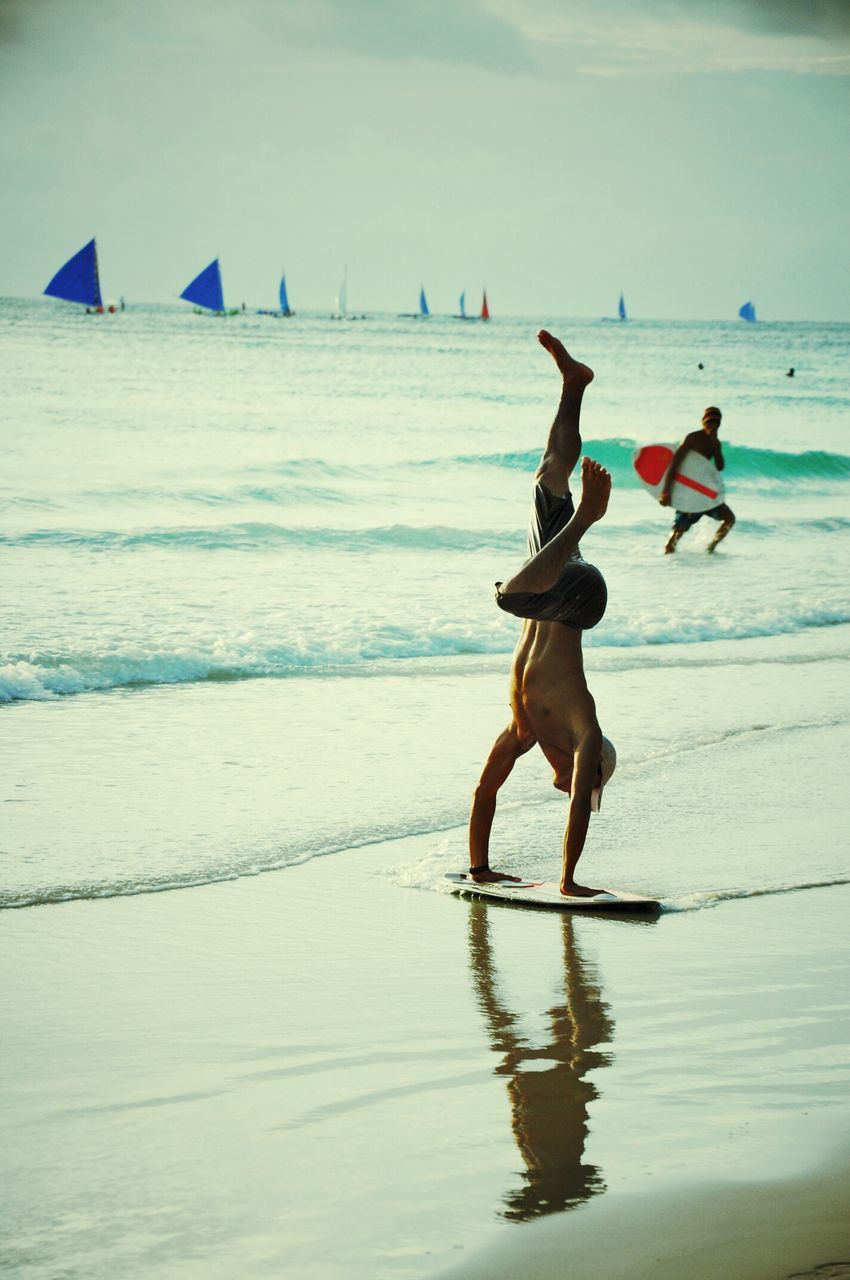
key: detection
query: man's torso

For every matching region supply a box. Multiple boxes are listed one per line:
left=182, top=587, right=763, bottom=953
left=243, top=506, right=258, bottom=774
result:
left=509, top=621, right=598, bottom=789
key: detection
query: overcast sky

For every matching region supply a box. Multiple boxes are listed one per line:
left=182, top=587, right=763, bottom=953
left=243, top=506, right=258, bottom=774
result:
left=1, top=0, right=848, bottom=318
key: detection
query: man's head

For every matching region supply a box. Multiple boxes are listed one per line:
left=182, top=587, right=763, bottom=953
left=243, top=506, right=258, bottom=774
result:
left=701, top=406, right=722, bottom=435
left=592, top=736, right=617, bottom=812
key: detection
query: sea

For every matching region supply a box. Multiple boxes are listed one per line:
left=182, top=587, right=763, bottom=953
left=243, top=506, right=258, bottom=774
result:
left=2, top=298, right=849, bottom=912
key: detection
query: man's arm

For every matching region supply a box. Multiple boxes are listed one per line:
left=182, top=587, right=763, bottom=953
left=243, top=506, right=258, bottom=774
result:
left=469, top=724, right=536, bottom=880
left=714, top=438, right=725, bottom=471
left=560, top=727, right=603, bottom=893
left=659, top=433, right=699, bottom=507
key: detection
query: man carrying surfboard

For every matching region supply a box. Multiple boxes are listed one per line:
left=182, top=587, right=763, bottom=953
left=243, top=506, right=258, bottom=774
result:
left=467, top=331, right=617, bottom=898
left=661, top=408, right=736, bottom=554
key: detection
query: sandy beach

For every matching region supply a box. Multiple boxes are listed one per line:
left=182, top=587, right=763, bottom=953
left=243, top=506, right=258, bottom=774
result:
left=3, top=673, right=849, bottom=1278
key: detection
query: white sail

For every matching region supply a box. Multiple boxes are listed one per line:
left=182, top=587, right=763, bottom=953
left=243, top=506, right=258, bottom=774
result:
left=335, top=266, right=348, bottom=319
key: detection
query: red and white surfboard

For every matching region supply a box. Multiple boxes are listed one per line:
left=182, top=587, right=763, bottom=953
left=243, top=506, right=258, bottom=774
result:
left=633, top=443, right=725, bottom=514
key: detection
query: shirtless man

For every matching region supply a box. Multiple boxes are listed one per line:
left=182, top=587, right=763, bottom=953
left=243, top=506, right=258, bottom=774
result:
left=468, top=331, right=616, bottom=898
left=661, top=407, right=735, bottom=554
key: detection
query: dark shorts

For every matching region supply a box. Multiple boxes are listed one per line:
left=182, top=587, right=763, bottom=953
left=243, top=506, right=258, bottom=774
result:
left=672, top=504, right=728, bottom=533
left=495, top=482, right=608, bottom=631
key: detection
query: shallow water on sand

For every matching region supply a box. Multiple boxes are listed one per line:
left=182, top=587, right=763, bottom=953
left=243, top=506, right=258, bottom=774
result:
left=2, top=863, right=849, bottom=1279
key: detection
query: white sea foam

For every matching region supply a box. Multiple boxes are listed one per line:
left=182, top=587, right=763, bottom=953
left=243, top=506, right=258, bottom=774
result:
left=3, top=603, right=848, bottom=703
left=661, top=878, right=850, bottom=913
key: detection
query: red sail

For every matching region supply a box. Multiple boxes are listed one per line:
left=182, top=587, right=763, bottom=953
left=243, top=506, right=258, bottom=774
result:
left=481, top=289, right=490, bottom=321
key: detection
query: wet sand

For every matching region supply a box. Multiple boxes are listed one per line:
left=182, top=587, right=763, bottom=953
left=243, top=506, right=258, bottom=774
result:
left=2, top=837, right=849, bottom=1278
left=437, top=1154, right=850, bottom=1280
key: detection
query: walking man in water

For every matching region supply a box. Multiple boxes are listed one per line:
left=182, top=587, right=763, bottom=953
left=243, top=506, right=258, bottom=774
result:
left=467, top=331, right=616, bottom=898
left=661, top=407, right=736, bottom=554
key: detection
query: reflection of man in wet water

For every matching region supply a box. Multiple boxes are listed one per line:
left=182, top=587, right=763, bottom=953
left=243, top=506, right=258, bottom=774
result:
left=661, top=406, right=736, bottom=555
left=468, top=331, right=616, bottom=897
left=468, top=903, right=613, bottom=1220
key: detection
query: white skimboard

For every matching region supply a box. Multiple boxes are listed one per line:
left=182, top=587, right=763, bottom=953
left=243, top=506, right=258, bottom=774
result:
left=445, top=872, right=660, bottom=914
left=633, top=443, right=724, bottom=514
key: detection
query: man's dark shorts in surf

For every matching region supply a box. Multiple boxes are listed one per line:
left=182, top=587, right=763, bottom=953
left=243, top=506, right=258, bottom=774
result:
left=495, top=482, right=608, bottom=630
left=672, top=504, right=728, bottom=533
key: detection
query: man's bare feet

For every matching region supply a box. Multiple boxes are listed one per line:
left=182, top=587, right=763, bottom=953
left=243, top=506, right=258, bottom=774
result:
left=561, top=881, right=606, bottom=898
left=577, top=456, right=611, bottom=524
left=538, top=330, right=594, bottom=387
left=470, top=868, right=522, bottom=883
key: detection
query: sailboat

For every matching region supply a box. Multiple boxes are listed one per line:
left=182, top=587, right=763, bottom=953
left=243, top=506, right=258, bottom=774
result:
left=398, top=284, right=430, bottom=319
left=618, top=293, right=628, bottom=321
left=279, top=273, right=293, bottom=316
left=333, top=266, right=348, bottom=320
left=44, top=238, right=115, bottom=313
left=454, top=290, right=477, bottom=321
left=180, top=259, right=236, bottom=315
left=258, top=272, right=294, bottom=317
left=481, top=289, right=490, bottom=321
left=738, top=300, right=757, bottom=323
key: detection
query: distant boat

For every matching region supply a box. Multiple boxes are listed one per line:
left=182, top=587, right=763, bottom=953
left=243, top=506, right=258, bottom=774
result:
left=453, top=290, right=477, bottom=321
left=618, top=293, right=627, bottom=321
left=44, top=238, right=113, bottom=312
left=739, top=301, right=757, bottom=323
left=334, top=266, right=348, bottom=320
left=259, top=272, right=294, bottom=318
left=180, top=259, right=234, bottom=315
left=279, top=273, right=293, bottom=316
left=398, top=284, right=431, bottom=320
left=481, top=289, right=490, bottom=321
left=332, top=266, right=365, bottom=320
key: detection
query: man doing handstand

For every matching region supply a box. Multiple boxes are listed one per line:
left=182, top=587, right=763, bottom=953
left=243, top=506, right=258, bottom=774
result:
left=468, top=331, right=616, bottom=898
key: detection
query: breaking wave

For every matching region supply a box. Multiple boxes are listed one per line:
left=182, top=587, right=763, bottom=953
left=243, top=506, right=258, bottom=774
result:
left=446, top=440, right=850, bottom=488
left=3, top=606, right=849, bottom=702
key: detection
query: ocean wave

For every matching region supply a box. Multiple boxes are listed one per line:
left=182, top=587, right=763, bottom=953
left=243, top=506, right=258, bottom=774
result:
left=662, top=877, right=850, bottom=913
left=0, top=625, right=512, bottom=702
left=443, top=440, right=850, bottom=488
left=601, top=515, right=850, bottom=538
left=0, top=480, right=357, bottom=512
left=0, top=848, right=351, bottom=913
left=0, top=812, right=461, bottom=912
left=3, top=606, right=849, bottom=702
left=3, top=513, right=848, bottom=554
left=0, top=523, right=518, bottom=554
left=597, top=607, right=850, bottom=649
left=6, top=442, right=847, bottom=518
left=11, top=857, right=847, bottom=916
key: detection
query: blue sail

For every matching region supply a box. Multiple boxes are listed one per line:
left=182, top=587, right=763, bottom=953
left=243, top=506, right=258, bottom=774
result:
left=618, top=293, right=627, bottom=321
left=459, top=291, right=466, bottom=318
left=44, top=238, right=102, bottom=307
left=279, top=274, right=291, bottom=314
left=739, top=300, right=756, bottom=323
left=180, top=259, right=224, bottom=312
left=419, top=286, right=430, bottom=317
